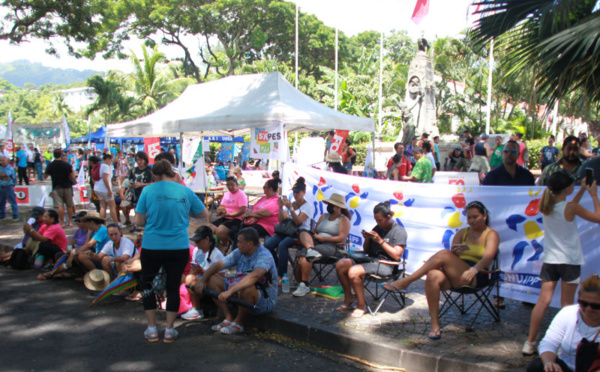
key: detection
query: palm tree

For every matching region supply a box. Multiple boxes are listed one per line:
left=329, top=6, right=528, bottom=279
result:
left=470, top=0, right=600, bottom=111
left=86, top=74, right=123, bottom=124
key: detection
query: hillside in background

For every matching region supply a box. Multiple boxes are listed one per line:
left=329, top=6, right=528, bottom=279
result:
left=0, top=60, right=101, bottom=88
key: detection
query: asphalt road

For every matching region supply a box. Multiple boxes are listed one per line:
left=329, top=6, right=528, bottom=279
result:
left=0, top=268, right=375, bottom=372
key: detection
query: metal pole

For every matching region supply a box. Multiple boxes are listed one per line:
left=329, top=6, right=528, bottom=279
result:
left=334, top=28, right=338, bottom=111
left=295, top=4, right=299, bottom=89
left=485, top=38, right=494, bottom=135
left=378, top=31, right=384, bottom=133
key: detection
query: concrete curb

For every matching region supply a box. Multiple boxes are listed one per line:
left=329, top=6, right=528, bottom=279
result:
left=247, top=311, right=510, bottom=372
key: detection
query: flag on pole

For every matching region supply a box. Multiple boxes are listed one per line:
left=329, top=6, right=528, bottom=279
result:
left=74, top=164, right=86, bottom=190
left=62, top=114, right=71, bottom=149
left=411, top=0, right=430, bottom=25
left=5, top=111, right=14, bottom=155
left=87, top=124, right=91, bottom=149
left=104, top=125, right=110, bottom=153
left=363, top=146, right=377, bottom=178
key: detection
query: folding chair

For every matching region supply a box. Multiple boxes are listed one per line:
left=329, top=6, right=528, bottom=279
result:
left=438, top=255, right=501, bottom=331
left=362, top=249, right=408, bottom=315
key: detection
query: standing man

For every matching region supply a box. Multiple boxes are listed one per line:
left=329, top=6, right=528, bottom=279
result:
left=432, top=136, right=441, bottom=170
left=15, top=146, right=29, bottom=185
left=386, top=142, right=412, bottom=178
left=44, top=149, right=76, bottom=227
left=538, top=135, right=560, bottom=171
left=194, top=228, right=277, bottom=335
left=482, top=140, right=535, bottom=186
left=489, top=136, right=504, bottom=170
left=403, top=147, right=433, bottom=183
left=469, top=134, right=491, bottom=174
left=514, top=133, right=529, bottom=168
left=538, top=135, right=582, bottom=186
left=0, top=155, right=18, bottom=221
left=324, top=131, right=335, bottom=158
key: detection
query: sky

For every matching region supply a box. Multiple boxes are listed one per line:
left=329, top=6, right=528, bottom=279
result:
left=0, top=0, right=475, bottom=73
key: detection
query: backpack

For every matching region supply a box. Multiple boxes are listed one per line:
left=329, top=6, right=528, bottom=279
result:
left=91, top=163, right=101, bottom=181
left=9, top=249, right=31, bottom=270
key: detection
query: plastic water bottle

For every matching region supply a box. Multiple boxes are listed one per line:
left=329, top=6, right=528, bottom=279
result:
left=33, top=255, right=44, bottom=269
left=282, top=274, right=290, bottom=293
left=348, top=243, right=355, bottom=255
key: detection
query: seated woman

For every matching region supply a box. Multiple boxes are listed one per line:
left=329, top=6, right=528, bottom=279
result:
left=181, top=226, right=226, bottom=320
left=0, top=207, right=45, bottom=264
left=97, top=223, right=135, bottom=280
left=526, top=274, right=600, bottom=372
left=336, top=202, right=406, bottom=318
left=384, top=201, right=499, bottom=340
left=264, top=177, right=313, bottom=283
left=241, top=176, right=281, bottom=239
left=69, top=212, right=111, bottom=275
left=208, top=176, right=247, bottom=253
left=232, top=166, right=246, bottom=190
left=446, top=146, right=464, bottom=171
left=23, top=209, right=67, bottom=267
left=292, top=193, right=351, bottom=297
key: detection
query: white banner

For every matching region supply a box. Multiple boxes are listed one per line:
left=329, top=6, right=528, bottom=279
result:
left=282, top=163, right=600, bottom=307
left=250, top=123, right=288, bottom=161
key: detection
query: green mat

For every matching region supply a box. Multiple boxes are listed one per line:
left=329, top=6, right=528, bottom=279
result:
left=309, top=285, right=345, bottom=299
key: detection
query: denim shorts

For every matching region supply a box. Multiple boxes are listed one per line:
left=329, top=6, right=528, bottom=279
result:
left=223, top=276, right=274, bottom=315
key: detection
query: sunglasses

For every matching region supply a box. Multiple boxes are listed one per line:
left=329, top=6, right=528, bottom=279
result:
left=578, top=299, right=600, bottom=310
left=503, top=149, right=518, bottom=154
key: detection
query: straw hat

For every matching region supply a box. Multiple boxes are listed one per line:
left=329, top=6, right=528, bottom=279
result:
left=83, top=269, right=111, bottom=291
left=80, top=211, right=106, bottom=223
left=326, top=151, right=342, bottom=163
left=322, top=193, right=347, bottom=210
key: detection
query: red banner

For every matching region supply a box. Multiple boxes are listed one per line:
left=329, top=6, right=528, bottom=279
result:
left=14, top=187, right=29, bottom=204
left=330, top=130, right=349, bottom=155
left=79, top=186, right=89, bottom=203
left=5, top=139, right=13, bottom=152
left=144, top=137, right=161, bottom=165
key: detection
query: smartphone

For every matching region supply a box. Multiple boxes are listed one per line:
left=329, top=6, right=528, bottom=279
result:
left=191, top=263, right=200, bottom=269
left=586, top=168, right=594, bottom=186
left=452, top=244, right=469, bottom=250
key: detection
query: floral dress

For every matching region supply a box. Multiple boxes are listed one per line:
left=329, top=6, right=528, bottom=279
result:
left=115, top=157, right=129, bottom=177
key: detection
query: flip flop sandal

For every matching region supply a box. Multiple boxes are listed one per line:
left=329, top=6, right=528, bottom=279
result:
left=125, top=292, right=143, bottom=302
left=211, top=319, right=232, bottom=332
left=336, top=303, right=355, bottom=311
left=37, top=273, right=50, bottom=280
left=428, top=329, right=443, bottom=340
left=220, top=322, right=244, bottom=335
left=350, top=308, right=366, bottom=318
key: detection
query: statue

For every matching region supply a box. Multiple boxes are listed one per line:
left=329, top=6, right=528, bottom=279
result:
left=398, top=37, right=439, bottom=146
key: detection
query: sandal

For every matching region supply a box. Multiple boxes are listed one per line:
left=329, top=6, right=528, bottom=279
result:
left=336, top=303, right=355, bottom=312
left=220, top=322, right=244, bottom=335
left=350, top=307, right=366, bottom=318
left=125, top=292, right=143, bottom=302
left=428, top=329, right=443, bottom=340
left=494, top=297, right=506, bottom=309
left=37, top=273, right=51, bottom=280
left=211, top=319, right=232, bottom=332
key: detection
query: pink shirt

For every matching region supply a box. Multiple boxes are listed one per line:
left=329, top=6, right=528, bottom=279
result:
left=253, top=195, right=279, bottom=236
left=39, top=223, right=68, bottom=251
left=221, top=189, right=248, bottom=220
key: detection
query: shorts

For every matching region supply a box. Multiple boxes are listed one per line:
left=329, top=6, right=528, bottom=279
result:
left=212, top=217, right=242, bottom=231
left=539, top=263, right=581, bottom=284
left=95, top=191, right=112, bottom=201
left=356, top=260, right=395, bottom=277
left=297, top=243, right=345, bottom=259
left=244, top=223, right=269, bottom=238
left=223, top=275, right=274, bottom=315
left=463, top=260, right=491, bottom=289
left=52, top=187, right=74, bottom=208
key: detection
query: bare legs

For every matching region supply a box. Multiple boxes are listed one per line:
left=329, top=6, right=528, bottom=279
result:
left=204, top=274, right=257, bottom=327
left=526, top=280, right=577, bottom=343
left=294, top=231, right=315, bottom=282
left=336, top=259, right=366, bottom=309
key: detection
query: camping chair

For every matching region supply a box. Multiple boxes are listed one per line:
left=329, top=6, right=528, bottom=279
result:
left=362, top=249, right=408, bottom=315
left=438, top=255, right=501, bottom=331
left=306, top=241, right=349, bottom=285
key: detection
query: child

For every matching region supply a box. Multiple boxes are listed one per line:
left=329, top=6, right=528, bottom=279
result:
left=181, top=226, right=226, bottom=320
left=523, top=170, right=600, bottom=355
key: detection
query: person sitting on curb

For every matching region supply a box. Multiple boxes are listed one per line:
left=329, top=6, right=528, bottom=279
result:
left=293, top=193, right=351, bottom=297
left=97, top=223, right=135, bottom=280
left=0, top=206, right=45, bottom=264
left=181, top=226, right=226, bottom=320
left=69, top=212, right=111, bottom=274
left=23, top=209, right=67, bottom=268
left=335, top=202, right=407, bottom=318
left=192, top=227, right=278, bottom=335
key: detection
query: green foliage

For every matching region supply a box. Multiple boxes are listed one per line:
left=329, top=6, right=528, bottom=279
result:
left=526, top=139, right=547, bottom=170
left=352, top=142, right=369, bottom=166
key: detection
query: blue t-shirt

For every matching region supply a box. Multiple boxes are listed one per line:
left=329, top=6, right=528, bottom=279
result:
left=92, top=226, right=110, bottom=254
left=16, top=150, right=28, bottom=167
left=136, top=181, right=205, bottom=250
left=222, top=245, right=278, bottom=307
left=540, top=146, right=560, bottom=168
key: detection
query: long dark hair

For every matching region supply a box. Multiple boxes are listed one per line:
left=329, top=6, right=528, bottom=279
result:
left=193, top=226, right=217, bottom=262
left=465, top=201, right=489, bottom=226
left=540, top=170, right=574, bottom=215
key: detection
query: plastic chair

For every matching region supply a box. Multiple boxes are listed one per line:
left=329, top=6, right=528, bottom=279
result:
left=438, top=255, right=501, bottom=331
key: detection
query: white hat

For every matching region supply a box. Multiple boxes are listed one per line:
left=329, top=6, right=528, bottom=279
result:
left=83, top=269, right=111, bottom=291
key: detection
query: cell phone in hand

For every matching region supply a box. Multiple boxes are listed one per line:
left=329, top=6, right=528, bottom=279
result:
left=586, top=167, right=594, bottom=186
left=191, top=263, right=200, bottom=269
left=452, top=244, right=470, bottom=252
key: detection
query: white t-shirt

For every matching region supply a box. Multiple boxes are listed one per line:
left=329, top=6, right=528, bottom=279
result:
left=94, top=163, right=113, bottom=193
left=192, top=247, right=226, bottom=273
left=100, top=237, right=135, bottom=258
left=284, top=201, right=314, bottom=231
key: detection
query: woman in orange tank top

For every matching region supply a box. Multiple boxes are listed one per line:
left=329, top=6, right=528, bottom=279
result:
left=384, top=201, right=499, bottom=340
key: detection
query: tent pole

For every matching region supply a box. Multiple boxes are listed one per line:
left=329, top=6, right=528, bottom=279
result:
left=372, top=131, right=376, bottom=178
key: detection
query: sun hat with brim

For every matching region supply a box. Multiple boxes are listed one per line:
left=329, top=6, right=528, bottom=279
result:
left=80, top=211, right=106, bottom=223
left=73, top=211, right=88, bottom=220
left=322, top=193, right=347, bottom=210
left=83, top=269, right=111, bottom=291
left=326, top=152, right=342, bottom=163
left=30, top=207, right=46, bottom=219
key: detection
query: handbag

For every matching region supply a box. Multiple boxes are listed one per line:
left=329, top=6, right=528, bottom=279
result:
left=152, top=267, right=166, bottom=295
left=576, top=328, right=600, bottom=372
left=243, top=217, right=258, bottom=226
left=274, top=218, right=299, bottom=237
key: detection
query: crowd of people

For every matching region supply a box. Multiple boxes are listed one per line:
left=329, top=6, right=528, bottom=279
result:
left=0, top=137, right=598, bottom=371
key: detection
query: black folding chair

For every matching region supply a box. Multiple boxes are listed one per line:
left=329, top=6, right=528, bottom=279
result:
left=439, top=255, right=501, bottom=331
left=307, top=241, right=348, bottom=285
left=362, top=249, right=408, bottom=315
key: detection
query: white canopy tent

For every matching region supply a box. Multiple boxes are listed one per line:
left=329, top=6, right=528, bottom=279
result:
left=107, top=72, right=375, bottom=137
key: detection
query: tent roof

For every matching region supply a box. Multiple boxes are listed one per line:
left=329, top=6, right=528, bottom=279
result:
left=71, top=127, right=106, bottom=143
left=107, top=72, right=374, bottom=138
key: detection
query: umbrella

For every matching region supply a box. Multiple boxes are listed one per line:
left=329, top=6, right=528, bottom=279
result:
left=49, top=254, right=68, bottom=276
left=186, top=286, right=256, bottom=309
left=89, top=273, right=138, bottom=307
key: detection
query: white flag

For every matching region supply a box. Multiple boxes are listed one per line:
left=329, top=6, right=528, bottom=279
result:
left=5, top=111, right=12, bottom=141
left=74, top=164, right=86, bottom=190
left=104, top=125, right=110, bottom=153
left=187, top=157, right=207, bottom=191
left=62, top=114, right=71, bottom=148
left=363, top=146, right=377, bottom=178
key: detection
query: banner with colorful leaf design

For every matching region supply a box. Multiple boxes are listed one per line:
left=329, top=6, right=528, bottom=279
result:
left=282, top=163, right=599, bottom=307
